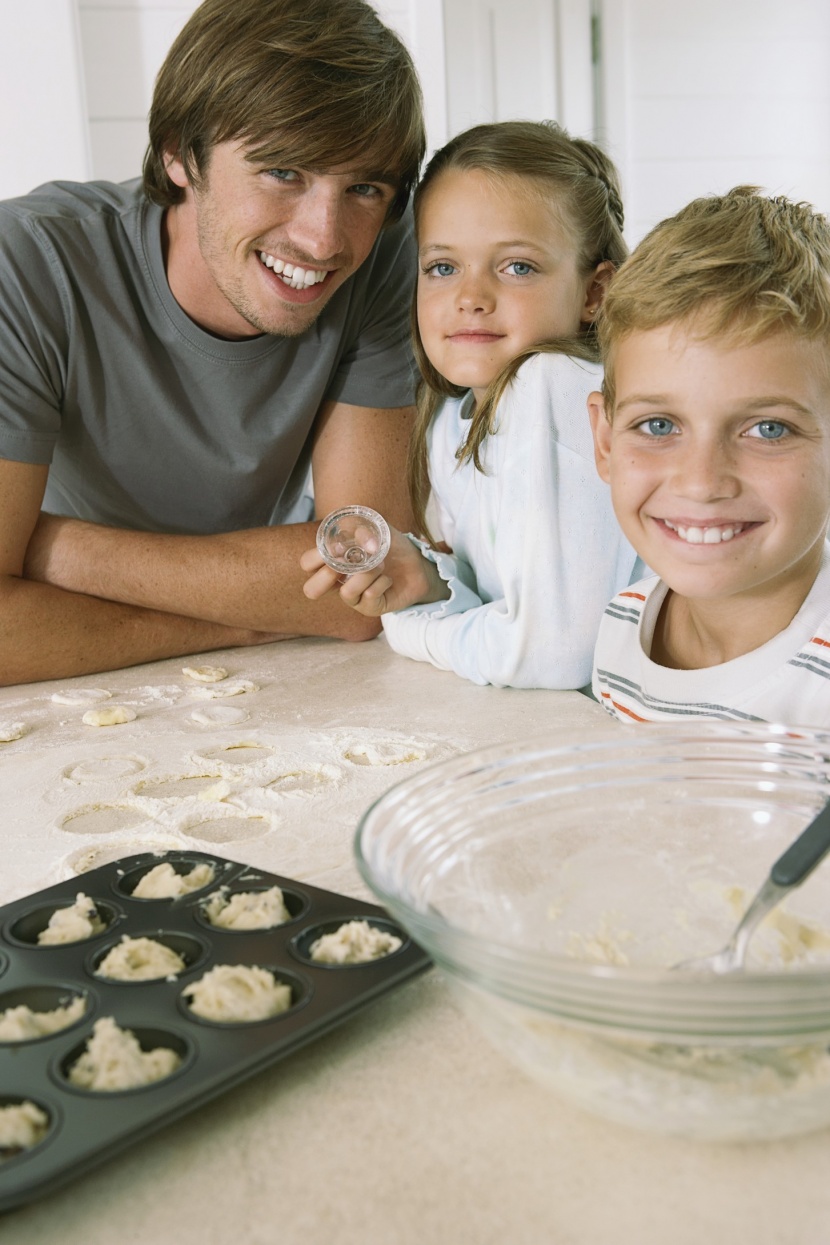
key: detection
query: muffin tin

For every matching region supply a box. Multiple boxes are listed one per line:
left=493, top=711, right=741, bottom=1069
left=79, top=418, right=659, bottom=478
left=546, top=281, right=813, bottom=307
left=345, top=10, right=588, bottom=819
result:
left=0, top=850, right=430, bottom=1213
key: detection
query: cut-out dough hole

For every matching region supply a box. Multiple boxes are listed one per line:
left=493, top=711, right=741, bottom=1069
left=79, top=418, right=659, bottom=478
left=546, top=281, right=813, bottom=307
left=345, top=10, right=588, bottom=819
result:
left=134, top=775, right=221, bottom=799
left=343, top=741, right=428, bottom=766
left=197, top=744, right=273, bottom=766
left=65, top=757, right=146, bottom=783
left=181, top=815, right=271, bottom=843
left=60, top=805, right=149, bottom=837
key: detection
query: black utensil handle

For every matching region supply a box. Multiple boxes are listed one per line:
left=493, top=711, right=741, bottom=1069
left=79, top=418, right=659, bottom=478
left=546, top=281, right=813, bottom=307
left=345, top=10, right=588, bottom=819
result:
left=771, top=800, right=830, bottom=888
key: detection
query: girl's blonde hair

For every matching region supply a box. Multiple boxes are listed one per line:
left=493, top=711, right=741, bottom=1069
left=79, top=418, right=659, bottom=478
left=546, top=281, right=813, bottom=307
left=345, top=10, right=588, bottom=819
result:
left=409, top=120, right=627, bottom=542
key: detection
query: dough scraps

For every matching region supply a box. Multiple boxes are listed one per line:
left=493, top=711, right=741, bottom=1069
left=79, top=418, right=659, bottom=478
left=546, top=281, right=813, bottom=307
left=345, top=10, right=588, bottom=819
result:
left=0, top=1102, right=49, bottom=1156
left=82, top=706, right=137, bottom=727
left=309, top=919, right=403, bottom=964
left=67, top=1017, right=181, bottom=1091
left=0, top=722, right=26, bottom=743
left=52, top=688, right=112, bottom=706
left=189, top=680, right=257, bottom=700
left=37, top=893, right=106, bottom=945
left=182, top=665, right=228, bottom=683
left=202, top=886, right=291, bottom=931
left=0, top=996, right=86, bottom=1042
left=95, top=936, right=186, bottom=981
left=132, top=861, right=215, bottom=899
left=184, top=964, right=292, bottom=1023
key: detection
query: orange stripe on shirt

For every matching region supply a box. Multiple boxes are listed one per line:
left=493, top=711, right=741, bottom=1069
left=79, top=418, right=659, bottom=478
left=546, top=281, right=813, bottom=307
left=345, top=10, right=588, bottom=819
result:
left=619, top=592, right=647, bottom=601
left=811, top=635, right=830, bottom=648
left=612, top=698, right=648, bottom=722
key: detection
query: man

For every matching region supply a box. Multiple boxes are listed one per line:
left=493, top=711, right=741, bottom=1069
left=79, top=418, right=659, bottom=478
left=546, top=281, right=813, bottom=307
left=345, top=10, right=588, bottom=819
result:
left=0, top=0, right=425, bottom=684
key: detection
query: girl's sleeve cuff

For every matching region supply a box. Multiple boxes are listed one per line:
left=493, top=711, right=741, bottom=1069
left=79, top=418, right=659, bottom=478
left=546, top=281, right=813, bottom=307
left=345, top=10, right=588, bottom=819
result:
left=396, top=534, right=482, bottom=618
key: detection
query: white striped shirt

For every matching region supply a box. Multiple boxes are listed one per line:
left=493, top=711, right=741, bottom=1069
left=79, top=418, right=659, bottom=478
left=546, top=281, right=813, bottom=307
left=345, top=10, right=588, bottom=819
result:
left=592, top=543, right=830, bottom=728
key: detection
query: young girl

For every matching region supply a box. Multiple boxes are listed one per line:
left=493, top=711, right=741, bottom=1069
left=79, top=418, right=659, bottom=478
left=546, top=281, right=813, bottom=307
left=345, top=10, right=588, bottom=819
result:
left=301, top=121, right=641, bottom=688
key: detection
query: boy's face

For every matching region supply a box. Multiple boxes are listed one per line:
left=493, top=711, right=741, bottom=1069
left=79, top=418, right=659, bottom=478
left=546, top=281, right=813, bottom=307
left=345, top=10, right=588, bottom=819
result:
left=589, top=324, right=830, bottom=607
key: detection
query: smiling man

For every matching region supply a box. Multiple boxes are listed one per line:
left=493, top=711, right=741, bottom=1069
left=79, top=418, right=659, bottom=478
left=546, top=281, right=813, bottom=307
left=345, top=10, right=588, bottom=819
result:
left=0, top=0, right=424, bottom=684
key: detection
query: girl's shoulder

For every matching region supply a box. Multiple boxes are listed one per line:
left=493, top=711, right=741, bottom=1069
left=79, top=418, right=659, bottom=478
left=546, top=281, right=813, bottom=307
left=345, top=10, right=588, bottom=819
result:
left=511, top=350, right=603, bottom=394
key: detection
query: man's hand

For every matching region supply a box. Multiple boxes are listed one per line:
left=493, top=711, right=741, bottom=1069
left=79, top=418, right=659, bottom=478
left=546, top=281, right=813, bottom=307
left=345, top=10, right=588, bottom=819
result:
left=300, top=525, right=450, bottom=617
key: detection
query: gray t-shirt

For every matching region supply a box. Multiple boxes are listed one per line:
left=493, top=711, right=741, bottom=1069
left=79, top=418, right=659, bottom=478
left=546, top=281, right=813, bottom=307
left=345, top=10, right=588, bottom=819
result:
left=0, top=179, right=417, bottom=533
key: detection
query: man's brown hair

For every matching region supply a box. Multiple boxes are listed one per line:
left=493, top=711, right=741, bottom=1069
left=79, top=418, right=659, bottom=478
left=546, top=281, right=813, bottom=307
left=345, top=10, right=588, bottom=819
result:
left=598, top=185, right=830, bottom=408
left=143, top=0, right=425, bottom=221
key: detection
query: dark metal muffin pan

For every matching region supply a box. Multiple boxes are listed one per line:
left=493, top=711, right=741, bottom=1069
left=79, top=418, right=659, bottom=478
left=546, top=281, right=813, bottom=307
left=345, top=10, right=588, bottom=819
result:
left=0, top=850, right=429, bottom=1213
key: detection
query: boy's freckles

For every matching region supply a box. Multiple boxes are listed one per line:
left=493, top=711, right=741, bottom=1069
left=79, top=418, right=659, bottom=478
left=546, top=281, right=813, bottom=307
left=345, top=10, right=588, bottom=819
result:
left=594, top=325, right=830, bottom=609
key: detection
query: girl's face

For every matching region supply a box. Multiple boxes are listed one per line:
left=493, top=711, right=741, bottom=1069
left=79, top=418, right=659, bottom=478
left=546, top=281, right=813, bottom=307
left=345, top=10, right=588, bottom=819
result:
left=416, top=167, right=603, bottom=402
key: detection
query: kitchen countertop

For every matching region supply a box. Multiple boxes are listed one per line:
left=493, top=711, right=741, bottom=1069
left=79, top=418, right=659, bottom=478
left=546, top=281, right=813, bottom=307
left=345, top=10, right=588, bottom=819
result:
left=1, top=635, right=829, bottom=1245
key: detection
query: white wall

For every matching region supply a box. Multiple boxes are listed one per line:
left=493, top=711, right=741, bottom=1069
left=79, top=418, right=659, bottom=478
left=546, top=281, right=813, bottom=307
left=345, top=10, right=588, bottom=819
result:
left=598, top=0, right=830, bottom=244
left=0, top=1, right=90, bottom=200
left=1, top=0, right=829, bottom=250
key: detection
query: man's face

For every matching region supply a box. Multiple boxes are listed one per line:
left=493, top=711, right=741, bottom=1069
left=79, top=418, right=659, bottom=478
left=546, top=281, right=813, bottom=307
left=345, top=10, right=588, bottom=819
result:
left=589, top=324, right=830, bottom=607
left=164, top=140, right=399, bottom=339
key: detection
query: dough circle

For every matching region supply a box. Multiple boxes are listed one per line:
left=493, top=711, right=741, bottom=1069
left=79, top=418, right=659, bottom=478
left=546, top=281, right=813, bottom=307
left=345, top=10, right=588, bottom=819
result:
left=190, top=705, right=248, bottom=726
left=132, top=861, right=215, bottom=899
left=184, top=964, right=292, bottom=1022
left=82, top=706, right=137, bottom=727
left=0, top=722, right=26, bottom=742
left=95, top=936, right=186, bottom=981
left=182, top=665, right=228, bottom=683
left=189, top=680, right=257, bottom=700
left=67, top=1017, right=180, bottom=1091
left=38, top=893, right=106, bottom=945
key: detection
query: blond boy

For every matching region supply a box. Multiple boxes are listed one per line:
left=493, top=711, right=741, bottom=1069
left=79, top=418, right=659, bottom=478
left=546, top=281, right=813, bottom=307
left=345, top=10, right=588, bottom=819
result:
left=588, top=186, right=830, bottom=727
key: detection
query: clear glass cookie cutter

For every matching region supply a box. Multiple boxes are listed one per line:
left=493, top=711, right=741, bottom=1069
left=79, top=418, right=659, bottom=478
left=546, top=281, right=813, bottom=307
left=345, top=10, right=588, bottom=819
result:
left=316, top=506, right=391, bottom=575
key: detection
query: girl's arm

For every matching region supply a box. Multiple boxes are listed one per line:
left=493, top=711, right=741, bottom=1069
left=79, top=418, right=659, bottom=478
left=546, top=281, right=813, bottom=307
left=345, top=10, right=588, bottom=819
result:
left=381, top=353, right=640, bottom=689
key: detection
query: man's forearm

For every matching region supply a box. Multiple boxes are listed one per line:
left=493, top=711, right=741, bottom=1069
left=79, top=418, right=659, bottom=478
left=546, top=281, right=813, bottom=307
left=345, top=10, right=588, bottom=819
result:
left=24, top=515, right=381, bottom=639
left=0, top=572, right=279, bottom=686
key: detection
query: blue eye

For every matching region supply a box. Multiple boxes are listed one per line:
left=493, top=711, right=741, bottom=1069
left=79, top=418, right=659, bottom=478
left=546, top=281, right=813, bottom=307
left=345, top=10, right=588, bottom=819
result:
left=424, top=261, right=456, bottom=277
left=266, top=168, right=298, bottom=182
left=639, top=416, right=676, bottom=437
left=504, top=261, right=534, bottom=276
left=748, top=420, right=788, bottom=440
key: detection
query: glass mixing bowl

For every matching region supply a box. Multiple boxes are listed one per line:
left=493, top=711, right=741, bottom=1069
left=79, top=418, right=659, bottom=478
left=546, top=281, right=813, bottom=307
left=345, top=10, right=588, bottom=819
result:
left=355, top=722, right=830, bottom=1141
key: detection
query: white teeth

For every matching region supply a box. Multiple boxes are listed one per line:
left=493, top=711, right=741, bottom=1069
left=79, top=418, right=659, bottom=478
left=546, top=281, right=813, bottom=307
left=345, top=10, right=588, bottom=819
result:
left=664, top=520, right=744, bottom=545
left=257, top=253, right=327, bottom=286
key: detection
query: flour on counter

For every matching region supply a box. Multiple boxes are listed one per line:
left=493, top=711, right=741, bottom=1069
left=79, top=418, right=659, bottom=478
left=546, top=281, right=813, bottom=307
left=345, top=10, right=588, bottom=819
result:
left=95, top=936, right=186, bottom=981
left=67, top=1018, right=181, bottom=1091
left=202, top=886, right=290, bottom=930
left=184, top=964, right=292, bottom=1022
left=0, top=995, right=86, bottom=1041
left=132, top=861, right=215, bottom=898
left=52, top=688, right=112, bottom=706
left=38, top=893, right=106, bottom=945
left=309, top=919, right=403, bottom=964
left=0, top=1102, right=49, bottom=1155
left=82, top=706, right=137, bottom=727
left=189, top=680, right=257, bottom=700
left=182, top=665, right=228, bottom=683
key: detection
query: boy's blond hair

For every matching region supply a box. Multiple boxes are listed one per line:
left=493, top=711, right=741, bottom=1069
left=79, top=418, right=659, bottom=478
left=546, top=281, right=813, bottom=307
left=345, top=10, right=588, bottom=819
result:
left=598, top=186, right=830, bottom=408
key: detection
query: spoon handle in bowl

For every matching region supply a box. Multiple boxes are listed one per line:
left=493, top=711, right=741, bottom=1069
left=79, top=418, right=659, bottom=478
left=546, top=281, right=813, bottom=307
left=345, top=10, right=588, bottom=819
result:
left=770, top=799, right=830, bottom=888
